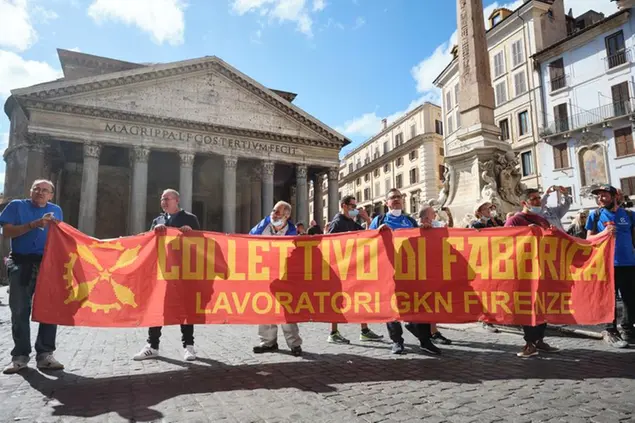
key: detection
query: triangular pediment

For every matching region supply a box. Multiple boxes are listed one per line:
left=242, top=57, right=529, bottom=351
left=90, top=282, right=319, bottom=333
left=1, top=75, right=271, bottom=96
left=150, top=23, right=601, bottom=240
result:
left=11, top=55, right=348, bottom=146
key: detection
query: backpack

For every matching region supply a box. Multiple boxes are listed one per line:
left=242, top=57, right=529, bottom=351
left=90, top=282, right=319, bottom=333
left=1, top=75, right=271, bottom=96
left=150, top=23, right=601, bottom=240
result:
left=376, top=213, right=418, bottom=228
left=590, top=208, right=634, bottom=233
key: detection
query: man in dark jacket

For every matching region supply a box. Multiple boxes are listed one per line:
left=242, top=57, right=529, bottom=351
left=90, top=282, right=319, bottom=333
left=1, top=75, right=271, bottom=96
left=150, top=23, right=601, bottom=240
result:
left=133, top=189, right=201, bottom=362
left=326, top=195, right=384, bottom=344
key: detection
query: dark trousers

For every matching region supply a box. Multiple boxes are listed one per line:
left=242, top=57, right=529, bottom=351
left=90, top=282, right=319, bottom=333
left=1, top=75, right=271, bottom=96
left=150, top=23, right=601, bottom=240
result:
left=607, top=266, right=635, bottom=333
left=147, top=325, right=194, bottom=349
left=523, top=323, right=547, bottom=344
left=386, top=321, right=431, bottom=344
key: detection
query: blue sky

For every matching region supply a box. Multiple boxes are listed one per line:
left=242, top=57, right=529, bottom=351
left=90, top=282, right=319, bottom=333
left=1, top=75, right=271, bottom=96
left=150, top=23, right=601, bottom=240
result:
left=0, top=0, right=618, bottom=190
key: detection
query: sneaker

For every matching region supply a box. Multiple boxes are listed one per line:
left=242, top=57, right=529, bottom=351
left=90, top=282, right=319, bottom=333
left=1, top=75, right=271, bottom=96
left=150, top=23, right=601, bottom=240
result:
left=327, top=331, right=351, bottom=344
left=360, top=329, right=384, bottom=341
left=3, top=356, right=28, bottom=374
left=184, top=345, right=196, bottom=361
left=36, top=354, right=64, bottom=370
left=481, top=321, right=499, bottom=333
left=133, top=345, right=159, bottom=361
left=516, top=343, right=538, bottom=358
left=602, top=331, right=628, bottom=349
left=291, top=346, right=302, bottom=357
left=431, top=331, right=452, bottom=345
left=420, top=339, right=442, bottom=355
left=391, top=342, right=405, bottom=355
left=621, top=330, right=635, bottom=344
left=253, top=343, right=279, bottom=354
left=535, top=340, right=559, bottom=353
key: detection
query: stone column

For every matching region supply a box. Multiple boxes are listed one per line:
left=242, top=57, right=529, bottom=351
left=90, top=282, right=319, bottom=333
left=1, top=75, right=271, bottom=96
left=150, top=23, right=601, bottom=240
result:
left=261, top=160, right=275, bottom=217
left=78, top=143, right=101, bottom=235
left=251, top=167, right=262, bottom=225
left=296, top=165, right=308, bottom=226
left=313, top=174, right=324, bottom=225
left=327, top=167, right=339, bottom=224
left=25, top=135, right=49, bottom=192
left=290, top=185, right=297, bottom=222
left=240, top=174, right=251, bottom=233
left=223, top=156, right=238, bottom=233
left=179, top=152, right=195, bottom=212
left=129, top=146, right=150, bottom=234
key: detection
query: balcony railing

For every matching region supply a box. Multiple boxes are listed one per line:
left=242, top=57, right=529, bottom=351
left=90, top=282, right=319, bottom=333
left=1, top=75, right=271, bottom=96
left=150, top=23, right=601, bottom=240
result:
left=549, top=74, right=568, bottom=92
left=540, top=99, right=634, bottom=137
left=605, top=48, right=632, bottom=70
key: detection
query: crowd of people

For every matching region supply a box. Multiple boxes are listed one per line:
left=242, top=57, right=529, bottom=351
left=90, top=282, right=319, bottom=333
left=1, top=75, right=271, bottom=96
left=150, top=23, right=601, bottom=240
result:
left=0, top=178, right=632, bottom=374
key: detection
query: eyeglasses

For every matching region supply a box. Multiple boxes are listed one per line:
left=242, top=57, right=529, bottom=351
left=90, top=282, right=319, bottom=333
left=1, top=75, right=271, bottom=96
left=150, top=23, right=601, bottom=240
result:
left=31, top=187, right=51, bottom=194
left=388, top=195, right=402, bottom=200
left=344, top=203, right=357, bottom=209
left=528, top=196, right=541, bottom=202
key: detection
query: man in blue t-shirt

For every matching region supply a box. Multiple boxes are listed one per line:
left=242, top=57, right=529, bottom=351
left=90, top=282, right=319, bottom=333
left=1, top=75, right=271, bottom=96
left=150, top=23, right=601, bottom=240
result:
left=586, top=184, right=635, bottom=348
left=368, top=188, right=441, bottom=356
left=0, top=179, right=64, bottom=374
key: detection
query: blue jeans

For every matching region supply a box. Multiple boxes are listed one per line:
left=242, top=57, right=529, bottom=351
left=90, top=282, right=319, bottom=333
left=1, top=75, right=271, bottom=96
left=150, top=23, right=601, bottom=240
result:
left=8, top=261, right=57, bottom=359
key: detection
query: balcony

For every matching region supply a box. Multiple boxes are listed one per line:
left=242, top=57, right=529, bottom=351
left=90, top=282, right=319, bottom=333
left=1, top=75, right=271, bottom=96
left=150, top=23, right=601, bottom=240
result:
left=540, top=99, right=634, bottom=138
left=604, top=48, right=632, bottom=70
left=549, top=74, right=569, bottom=92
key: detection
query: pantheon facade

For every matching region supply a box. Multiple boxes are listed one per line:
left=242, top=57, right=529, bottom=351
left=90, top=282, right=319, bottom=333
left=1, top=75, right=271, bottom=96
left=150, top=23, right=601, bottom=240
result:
left=2, top=49, right=348, bottom=239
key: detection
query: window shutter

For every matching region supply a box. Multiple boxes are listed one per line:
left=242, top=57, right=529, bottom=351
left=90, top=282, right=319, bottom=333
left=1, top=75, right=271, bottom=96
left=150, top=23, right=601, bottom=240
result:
left=553, top=146, right=562, bottom=169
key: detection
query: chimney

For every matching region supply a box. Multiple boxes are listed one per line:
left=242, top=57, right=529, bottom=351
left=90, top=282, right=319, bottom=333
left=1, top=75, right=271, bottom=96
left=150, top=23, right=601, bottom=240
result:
left=381, top=118, right=387, bottom=129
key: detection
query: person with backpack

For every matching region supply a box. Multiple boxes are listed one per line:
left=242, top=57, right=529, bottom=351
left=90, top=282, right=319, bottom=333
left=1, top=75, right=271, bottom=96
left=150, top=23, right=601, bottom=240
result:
left=585, top=184, right=635, bottom=348
left=368, top=189, right=441, bottom=356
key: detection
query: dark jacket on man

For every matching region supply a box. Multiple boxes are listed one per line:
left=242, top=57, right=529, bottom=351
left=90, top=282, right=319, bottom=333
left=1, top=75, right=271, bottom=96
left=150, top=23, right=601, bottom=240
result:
left=328, top=212, right=364, bottom=234
left=151, top=209, right=200, bottom=231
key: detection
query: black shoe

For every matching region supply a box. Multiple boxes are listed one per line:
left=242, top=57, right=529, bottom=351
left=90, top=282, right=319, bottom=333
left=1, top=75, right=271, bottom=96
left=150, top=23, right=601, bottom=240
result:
left=253, top=343, right=279, bottom=354
left=431, top=331, right=452, bottom=345
left=291, top=346, right=302, bottom=356
left=420, top=339, right=441, bottom=355
left=391, top=342, right=406, bottom=355
left=622, top=330, right=635, bottom=344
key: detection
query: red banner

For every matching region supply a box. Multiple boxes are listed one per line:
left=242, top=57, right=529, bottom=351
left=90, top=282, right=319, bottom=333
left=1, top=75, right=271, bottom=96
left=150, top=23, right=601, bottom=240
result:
left=32, top=222, right=615, bottom=327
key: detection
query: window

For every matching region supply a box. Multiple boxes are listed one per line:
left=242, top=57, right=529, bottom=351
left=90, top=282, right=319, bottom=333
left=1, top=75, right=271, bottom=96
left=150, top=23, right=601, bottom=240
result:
left=396, top=157, right=404, bottom=167
left=385, top=178, right=390, bottom=193
left=518, top=111, right=529, bottom=136
left=309, top=204, right=313, bottom=214
left=521, top=151, right=534, bottom=176
left=339, top=172, right=344, bottom=179
left=356, top=178, right=361, bottom=186
left=495, top=81, right=507, bottom=106
left=447, top=115, right=454, bottom=134
left=512, top=39, right=524, bottom=67
left=606, top=30, right=626, bottom=69
left=410, top=124, right=416, bottom=139
left=348, top=163, right=353, bottom=173
left=454, top=84, right=460, bottom=105
left=356, top=160, right=361, bottom=170
left=410, top=196, right=417, bottom=214
left=364, top=188, right=370, bottom=201
left=514, top=71, right=527, bottom=96
left=611, top=81, right=630, bottom=117
left=439, top=147, right=445, bottom=156
left=438, top=165, right=445, bottom=181
left=409, top=150, right=418, bottom=161
left=356, top=191, right=362, bottom=201
left=446, top=90, right=453, bottom=110
left=409, top=168, right=418, bottom=184
left=456, top=110, right=461, bottom=129
left=494, top=51, right=505, bottom=78
left=338, top=191, right=342, bottom=201
left=364, top=155, right=370, bottom=165
left=435, top=120, right=443, bottom=135
left=621, top=176, right=635, bottom=196
left=615, top=126, right=635, bottom=157
left=499, top=119, right=510, bottom=141
left=364, top=173, right=370, bottom=182
left=383, top=141, right=389, bottom=154
left=375, top=182, right=381, bottom=197
left=492, top=12, right=502, bottom=26
left=373, top=149, right=380, bottom=160
left=554, top=103, right=569, bottom=133
left=396, top=174, right=403, bottom=189
left=553, top=143, right=569, bottom=169
left=373, top=168, right=380, bottom=178
left=395, top=133, right=404, bottom=147
left=549, top=58, right=565, bottom=91
left=384, top=163, right=390, bottom=172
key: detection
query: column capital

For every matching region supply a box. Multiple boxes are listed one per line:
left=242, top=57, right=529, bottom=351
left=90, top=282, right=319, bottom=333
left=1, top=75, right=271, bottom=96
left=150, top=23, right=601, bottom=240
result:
left=131, top=146, right=151, bottom=164
left=179, top=151, right=195, bottom=167
left=262, top=160, right=275, bottom=176
left=224, top=155, right=238, bottom=169
left=26, top=134, right=50, bottom=153
left=83, top=143, right=102, bottom=159
left=251, top=165, right=262, bottom=182
left=290, top=185, right=297, bottom=195
left=327, top=167, right=338, bottom=180
left=296, top=164, right=308, bottom=180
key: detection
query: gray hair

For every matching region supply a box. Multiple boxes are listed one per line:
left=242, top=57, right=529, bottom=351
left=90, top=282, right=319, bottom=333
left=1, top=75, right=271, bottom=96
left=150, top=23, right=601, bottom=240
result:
left=418, top=205, right=434, bottom=220
left=31, top=179, right=55, bottom=192
left=162, top=189, right=180, bottom=199
left=274, top=200, right=292, bottom=217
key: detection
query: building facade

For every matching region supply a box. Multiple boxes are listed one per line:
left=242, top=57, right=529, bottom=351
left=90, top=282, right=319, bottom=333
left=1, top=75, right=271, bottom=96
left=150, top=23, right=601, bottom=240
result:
left=535, top=8, right=635, bottom=216
left=2, top=49, right=349, bottom=239
left=323, top=103, right=444, bottom=223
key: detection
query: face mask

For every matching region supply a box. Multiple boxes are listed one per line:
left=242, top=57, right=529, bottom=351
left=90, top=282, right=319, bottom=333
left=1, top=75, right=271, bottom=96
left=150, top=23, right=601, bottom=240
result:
left=490, top=210, right=498, bottom=218
left=431, top=220, right=446, bottom=228
left=529, top=206, right=542, bottom=214
left=480, top=216, right=489, bottom=223
left=348, top=209, right=359, bottom=218
left=388, top=209, right=402, bottom=217
left=271, top=219, right=285, bottom=228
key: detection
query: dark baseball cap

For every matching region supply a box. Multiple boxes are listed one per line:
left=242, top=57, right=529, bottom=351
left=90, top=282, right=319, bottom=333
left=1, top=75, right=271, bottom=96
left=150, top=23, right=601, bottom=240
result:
left=591, top=184, right=617, bottom=195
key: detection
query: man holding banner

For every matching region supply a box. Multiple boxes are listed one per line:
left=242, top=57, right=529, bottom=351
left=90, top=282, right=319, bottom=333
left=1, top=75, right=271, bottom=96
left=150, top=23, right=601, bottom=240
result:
left=369, top=189, right=441, bottom=356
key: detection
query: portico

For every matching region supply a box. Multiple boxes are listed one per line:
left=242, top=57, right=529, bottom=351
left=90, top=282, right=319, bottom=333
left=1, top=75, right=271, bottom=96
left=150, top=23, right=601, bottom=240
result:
left=2, top=49, right=348, bottom=238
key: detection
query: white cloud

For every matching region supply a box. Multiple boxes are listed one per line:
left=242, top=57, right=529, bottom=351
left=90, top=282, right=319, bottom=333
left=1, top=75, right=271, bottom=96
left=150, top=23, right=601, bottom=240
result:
left=0, top=50, right=62, bottom=98
left=31, top=5, right=59, bottom=23
left=352, top=16, right=365, bottom=30
left=87, top=0, right=186, bottom=46
left=68, top=46, right=81, bottom=52
left=0, top=0, right=38, bottom=51
left=312, top=0, right=325, bottom=12
left=231, top=0, right=326, bottom=37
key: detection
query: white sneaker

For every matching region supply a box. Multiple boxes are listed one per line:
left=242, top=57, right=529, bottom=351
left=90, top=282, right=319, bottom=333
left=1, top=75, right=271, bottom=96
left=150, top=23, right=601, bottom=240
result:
left=36, top=354, right=64, bottom=370
left=133, top=345, right=159, bottom=361
left=184, top=345, right=196, bottom=361
left=3, top=356, right=29, bottom=374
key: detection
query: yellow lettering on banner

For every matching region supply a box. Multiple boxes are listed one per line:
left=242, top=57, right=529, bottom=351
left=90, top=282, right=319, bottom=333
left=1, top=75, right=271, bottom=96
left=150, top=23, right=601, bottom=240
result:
left=413, top=292, right=433, bottom=313
left=491, top=237, right=514, bottom=280
left=354, top=292, right=373, bottom=313
left=582, top=241, right=607, bottom=281
left=467, top=238, right=490, bottom=280
left=320, top=240, right=331, bottom=280
left=295, top=292, right=316, bottom=314
left=391, top=292, right=410, bottom=313
left=356, top=238, right=379, bottom=280
left=272, top=241, right=294, bottom=280
left=158, top=236, right=180, bottom=281
left=332, top=239, right=355, bottom=279
left=547, top=292, right=560, bottom=314
left=538, top=236, right=559, bottom=280
left=561, top=292, right=574, bottom=314
left=212, top=292, right=232, bottom=314
left=435, top=292, right=452, bottom=313
left=394, top=238, right=415, bottom=280
left=374, top=292, right=381, bottom=313
left=298, top=241, right=320, bottom=281
left=442, top=237, right=464, bottom=280
left=513, top=292, right=532, bottom=315
left=536, top=292, right=546, bottom=314
left=558, top=239, right=571, bottom=281
left=569, top=243, right=592, bottom=281
left=206, top=239, right=225, bottom=279
left=464, top=291, right=480, bottom=313
left=516, top=236, right=539, bottom=280
left=247, top=241, right=270, bottom=281
left=182, top=237, right=205, bottom=280
left=491, top=291, right=512, bottom=314
left=479, top=292, right=489, bottom=312
left=331, top=292, right=352, bottom=314
left=196, top=292, right=210, bottom=314
left=252, top=292, right=273, bottom=314
left=227, top=240, right=246, bottom=280
left=314, top=292, right=329, bottom=313
left=275, top=292, right=293, bottom=314
left=231, top=292, right=251, bottom=314
left=418, top=238, right=427, bottom=279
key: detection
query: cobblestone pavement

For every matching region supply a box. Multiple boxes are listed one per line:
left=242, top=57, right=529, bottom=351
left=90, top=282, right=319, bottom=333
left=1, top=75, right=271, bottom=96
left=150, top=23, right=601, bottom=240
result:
left=1, top=286, right=635, bottom=423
